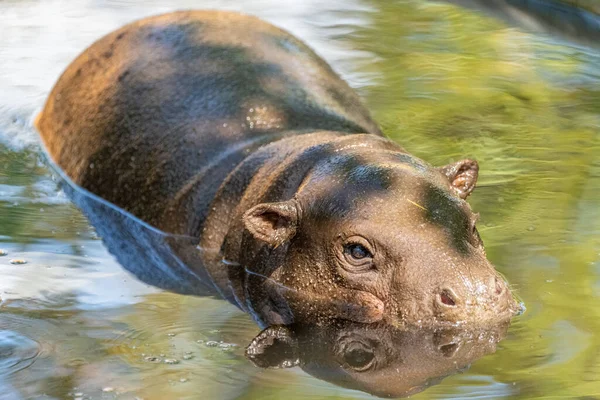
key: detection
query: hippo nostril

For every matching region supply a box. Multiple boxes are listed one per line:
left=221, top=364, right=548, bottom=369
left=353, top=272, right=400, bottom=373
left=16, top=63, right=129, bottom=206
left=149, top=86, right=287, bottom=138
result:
left=439, top=289, right=456, bottom=307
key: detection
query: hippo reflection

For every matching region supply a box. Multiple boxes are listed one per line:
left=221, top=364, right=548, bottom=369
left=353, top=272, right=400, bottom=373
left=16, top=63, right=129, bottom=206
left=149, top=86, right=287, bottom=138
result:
left=36, top=11, right=520, bottom=328
left=246, top=319, right=510, bottom=398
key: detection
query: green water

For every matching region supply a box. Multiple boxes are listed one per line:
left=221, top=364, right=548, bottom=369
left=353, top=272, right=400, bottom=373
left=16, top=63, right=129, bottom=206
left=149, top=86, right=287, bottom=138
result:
left=1, top=0, right=600, bottom=398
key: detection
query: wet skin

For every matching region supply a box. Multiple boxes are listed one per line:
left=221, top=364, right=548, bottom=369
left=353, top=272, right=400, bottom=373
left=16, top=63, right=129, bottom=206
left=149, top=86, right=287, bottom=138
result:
left=246, top=319, right=510, bottom=398
left=36, top=10, right=519, bottom=327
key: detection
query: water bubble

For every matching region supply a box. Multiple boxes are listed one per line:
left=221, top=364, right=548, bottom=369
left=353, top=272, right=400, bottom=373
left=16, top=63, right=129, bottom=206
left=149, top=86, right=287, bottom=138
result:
left=164, top=358, right=179, bottom=365
left=205, top=341, right=219, bottom=347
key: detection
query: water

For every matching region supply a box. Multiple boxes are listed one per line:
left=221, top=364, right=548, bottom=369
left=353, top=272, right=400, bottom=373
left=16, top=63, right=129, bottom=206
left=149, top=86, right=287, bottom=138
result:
left=1, top=0, right=600, bottom=398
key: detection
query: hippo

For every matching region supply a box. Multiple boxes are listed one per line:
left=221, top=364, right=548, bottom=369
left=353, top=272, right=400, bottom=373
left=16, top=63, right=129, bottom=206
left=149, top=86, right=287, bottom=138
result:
left=246, top=319, right=509, bottom=398
left=35, top=10, right=519, bottom=328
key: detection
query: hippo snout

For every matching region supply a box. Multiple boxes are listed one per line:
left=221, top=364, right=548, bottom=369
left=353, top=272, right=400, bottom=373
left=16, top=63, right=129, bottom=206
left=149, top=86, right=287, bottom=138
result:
left=431, top=275, right=518, bottom=325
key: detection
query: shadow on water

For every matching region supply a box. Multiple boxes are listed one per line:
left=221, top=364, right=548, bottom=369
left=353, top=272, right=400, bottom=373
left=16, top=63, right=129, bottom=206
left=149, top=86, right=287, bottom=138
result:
left=57, top=165, right=219, bottom=297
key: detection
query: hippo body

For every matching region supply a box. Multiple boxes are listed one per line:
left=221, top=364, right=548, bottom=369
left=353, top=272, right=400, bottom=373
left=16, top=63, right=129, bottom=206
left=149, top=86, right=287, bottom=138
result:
left=36, top=11, right=518, bottom=328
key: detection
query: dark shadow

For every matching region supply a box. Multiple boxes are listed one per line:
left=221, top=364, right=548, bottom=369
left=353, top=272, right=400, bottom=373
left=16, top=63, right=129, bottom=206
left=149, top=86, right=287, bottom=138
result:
left=58, top=168, right=218, bottom=297
left=423, top=184, right=471, bottom=255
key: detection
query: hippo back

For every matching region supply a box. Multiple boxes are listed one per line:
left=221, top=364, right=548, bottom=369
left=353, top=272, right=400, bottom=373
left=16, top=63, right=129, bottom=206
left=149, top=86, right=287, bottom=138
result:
left=36, top=10, right=381, bottom=235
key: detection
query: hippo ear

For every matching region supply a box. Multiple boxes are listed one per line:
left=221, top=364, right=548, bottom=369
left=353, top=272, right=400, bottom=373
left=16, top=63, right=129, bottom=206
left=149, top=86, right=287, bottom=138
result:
left=243, top=200, right=299, bottom=247
left=245, top=326, right=300, bottom=369
left=438, top=159, right=479, bottom=199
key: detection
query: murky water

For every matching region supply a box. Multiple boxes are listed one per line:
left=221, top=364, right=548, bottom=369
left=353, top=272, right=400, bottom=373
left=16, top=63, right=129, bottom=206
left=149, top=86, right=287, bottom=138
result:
left=2, top=0, right=600, bottom=398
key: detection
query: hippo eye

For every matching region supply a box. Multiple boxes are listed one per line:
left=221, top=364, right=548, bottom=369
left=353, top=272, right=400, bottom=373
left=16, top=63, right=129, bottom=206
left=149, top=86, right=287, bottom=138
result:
left=342, top=242, right=374, bottom=271
left=347, top=244, right=370, bottom=260
left=340, top=237, right=374, bottom=272
left=343, top=345, right=376, bottom=371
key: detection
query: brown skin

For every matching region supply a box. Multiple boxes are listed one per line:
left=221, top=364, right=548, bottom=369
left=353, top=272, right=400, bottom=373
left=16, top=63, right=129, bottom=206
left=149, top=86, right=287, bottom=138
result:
left=36, top=10, right=519, bottom=328
left=246, top=320, right=510, bottom=398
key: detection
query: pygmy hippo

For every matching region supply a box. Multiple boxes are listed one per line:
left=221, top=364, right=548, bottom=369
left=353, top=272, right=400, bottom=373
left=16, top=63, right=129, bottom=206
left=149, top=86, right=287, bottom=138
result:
left=36, top=10, right=519, bottom=328
left=246, top=319, right=509, bottom=398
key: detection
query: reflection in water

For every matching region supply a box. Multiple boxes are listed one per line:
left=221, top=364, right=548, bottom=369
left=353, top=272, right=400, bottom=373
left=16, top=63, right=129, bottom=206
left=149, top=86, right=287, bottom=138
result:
left=246, top=320, right=509, bottom=398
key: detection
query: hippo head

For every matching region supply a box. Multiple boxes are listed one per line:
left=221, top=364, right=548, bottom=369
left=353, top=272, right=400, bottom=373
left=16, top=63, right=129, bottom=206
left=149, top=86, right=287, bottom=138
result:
left=245, top=320, right=509, bottom=398
left=242, top=136, right=520, bottom=327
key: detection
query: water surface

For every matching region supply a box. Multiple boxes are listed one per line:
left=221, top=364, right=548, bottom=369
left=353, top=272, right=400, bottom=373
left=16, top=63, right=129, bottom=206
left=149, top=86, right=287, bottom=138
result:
left=1, top=0, right=600, bottom=398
